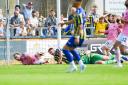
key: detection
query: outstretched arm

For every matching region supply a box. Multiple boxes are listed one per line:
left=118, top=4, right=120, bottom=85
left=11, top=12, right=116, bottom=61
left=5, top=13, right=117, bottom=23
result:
left=60, top=20, right=74, bottom=27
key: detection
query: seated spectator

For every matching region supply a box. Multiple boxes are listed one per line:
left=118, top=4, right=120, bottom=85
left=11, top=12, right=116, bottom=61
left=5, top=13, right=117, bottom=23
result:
left=46, top=23, right=54, bottom=37
left=13, top=52, right=48, bottom=65
left=0, top=19, right=4, bottom=37
left=44, top=10, right=57, bottom=36
left=22, top=2, right=33, bottom=22
left=28, top=10, right=39, bottom=36
left=15, top=21, right=27, bottom=36
left=10, top=10, right=21, bottom=36
left=35, top=11, right=42, bottom=36
left=38, top=15, right=45, bottom=27
left=95, top=17, right=108, bottom=36
left=38, top=15, right=45, bottom=36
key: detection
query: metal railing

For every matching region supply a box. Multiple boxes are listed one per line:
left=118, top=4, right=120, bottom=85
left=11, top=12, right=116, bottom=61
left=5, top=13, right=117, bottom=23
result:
left=0, top=26, right=106, bottom=39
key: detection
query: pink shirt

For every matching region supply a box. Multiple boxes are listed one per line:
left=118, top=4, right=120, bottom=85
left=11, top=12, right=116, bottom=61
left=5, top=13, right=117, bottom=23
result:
left=122, top=9, right=128, bottom=36
left=105, top=23, right=121, bottom=41
left=19, top=53, right=38, bottom=65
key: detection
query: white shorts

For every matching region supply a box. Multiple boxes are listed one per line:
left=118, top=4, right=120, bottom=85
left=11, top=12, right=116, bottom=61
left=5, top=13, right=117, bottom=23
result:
left=102, top=40, right=115, bottom=50
left=117, top=33, right=128, bottom=47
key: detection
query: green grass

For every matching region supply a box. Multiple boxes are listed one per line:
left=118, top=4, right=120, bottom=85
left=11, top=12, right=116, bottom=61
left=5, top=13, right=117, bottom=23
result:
left=0, top=64, right=128, bottom=85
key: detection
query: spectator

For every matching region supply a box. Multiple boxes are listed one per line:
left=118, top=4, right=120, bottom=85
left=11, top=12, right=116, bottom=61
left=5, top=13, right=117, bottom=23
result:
left=88, top=5, right=100, bottom=37
left=10, top=10, right=21, bottom=36
left=38, top=15, right=46, bottom=36
left=38, top=15, right=45, bottom=27
left=0, top=19, right=4, bottom=37
left=28, top=10, right=39, bottom=36
left=46, top=23, right=54, bottom=37
left=45, top=10, right=57, bottom=36
left=35, top=11, right=41, bottom=36
left=15, top=5, right=25, bottom=24
left=13, top=52, right=48, bottom=65
left=15, top=21, right=27, bottom=36
left=95, top=17, right=108, bottom=36
left=22, top=2, right=33, bottom=22
left=89, top=5, right=100, bottom=22
left=36, top=11, right=40, bottom=18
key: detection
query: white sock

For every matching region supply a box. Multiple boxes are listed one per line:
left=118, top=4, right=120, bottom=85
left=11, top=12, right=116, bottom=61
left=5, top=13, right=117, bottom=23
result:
left=115, top=47, right=121, bottom=64
left=79, top=60, right=84, bottom=66
left=70, top=61, right=76, bottom=67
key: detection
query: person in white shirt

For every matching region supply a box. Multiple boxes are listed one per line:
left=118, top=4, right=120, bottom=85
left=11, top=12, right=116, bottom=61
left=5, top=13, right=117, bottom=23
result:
left=29, top=10, right=39, bottom=36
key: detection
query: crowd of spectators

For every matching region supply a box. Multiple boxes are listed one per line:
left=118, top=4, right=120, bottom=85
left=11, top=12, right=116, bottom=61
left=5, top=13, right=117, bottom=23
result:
left=0, top=2, right=124, bottom=38
left=86, top=5, right=123, bottom=38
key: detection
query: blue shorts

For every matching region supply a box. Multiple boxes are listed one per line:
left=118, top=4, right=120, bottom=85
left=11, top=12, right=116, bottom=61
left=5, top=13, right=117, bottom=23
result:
left=66, top=36, right=84, bottom=48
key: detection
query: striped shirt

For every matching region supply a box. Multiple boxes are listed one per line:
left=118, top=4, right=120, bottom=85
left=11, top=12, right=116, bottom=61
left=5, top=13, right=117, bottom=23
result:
left=54, top=49, right=68, bottom=64
left=73, top=13, right=86, bottom=39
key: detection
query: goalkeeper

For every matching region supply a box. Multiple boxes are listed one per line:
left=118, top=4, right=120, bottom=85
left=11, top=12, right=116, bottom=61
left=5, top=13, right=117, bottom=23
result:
left=81, top=51, right=116, bottom=64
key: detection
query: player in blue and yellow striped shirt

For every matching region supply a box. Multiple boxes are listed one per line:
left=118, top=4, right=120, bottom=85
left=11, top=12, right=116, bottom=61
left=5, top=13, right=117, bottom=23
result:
left=60, top=5, right=86, bottom=72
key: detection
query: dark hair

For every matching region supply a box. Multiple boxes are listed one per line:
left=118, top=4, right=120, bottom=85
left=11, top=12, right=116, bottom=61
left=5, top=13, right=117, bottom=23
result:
left=48, top=48, right=54, bottom=52
left=125, top=0, right=128, bottom=8
left=15, top=5, right=21, bottom=9
left=13, top=53, right=20, bottom=59
left=116, top=18, right=122, bottom=24
left=32, top=10, right=36, bottom=13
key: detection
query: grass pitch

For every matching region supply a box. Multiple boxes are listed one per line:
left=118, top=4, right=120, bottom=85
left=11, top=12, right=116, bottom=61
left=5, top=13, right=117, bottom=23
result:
left=0, top=64, right=128, bottom=85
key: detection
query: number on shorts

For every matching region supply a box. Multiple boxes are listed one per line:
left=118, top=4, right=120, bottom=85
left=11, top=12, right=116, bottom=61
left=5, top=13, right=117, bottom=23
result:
left=122, top=37, right=127, bottom=42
